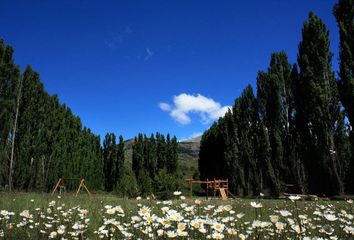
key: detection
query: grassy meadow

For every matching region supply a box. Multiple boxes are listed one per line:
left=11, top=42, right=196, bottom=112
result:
left=0, top=192, right=353, bottom=239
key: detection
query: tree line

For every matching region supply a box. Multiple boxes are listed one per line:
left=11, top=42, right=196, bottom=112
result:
left=0, top=52, right=103, bottom=191
left=0, top=39, right=179, bottom=196
left=132, top=133, right=180, bottom=198
left=199, top=1, right=354, bottom=197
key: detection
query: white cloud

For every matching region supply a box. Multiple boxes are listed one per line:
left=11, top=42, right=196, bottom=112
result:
left=145, top=48, right=154, bottom=60
left=159, top=93, right=231, bottom=125
left=159, top=103, right=171, bottom=112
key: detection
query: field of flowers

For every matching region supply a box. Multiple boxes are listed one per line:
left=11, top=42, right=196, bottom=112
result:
left=0, top=192, right=353, bottom=239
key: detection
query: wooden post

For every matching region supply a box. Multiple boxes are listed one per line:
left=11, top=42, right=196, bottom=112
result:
left=189, top=180, right=193, bottom=199
left=75, top=179, right=84, bottom=197
left=206, top=178, right=209, bottom=200
left=226, top=178, right=229, bottom=198
left=213, top=178, right=216, bottom=198
left=82, top=180, right=92, bottom=198
left=51, top=178, right=62, bottom=196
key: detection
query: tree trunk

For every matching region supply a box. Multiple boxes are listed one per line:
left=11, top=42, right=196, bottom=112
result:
left=9, top=78, right=22, bottom=192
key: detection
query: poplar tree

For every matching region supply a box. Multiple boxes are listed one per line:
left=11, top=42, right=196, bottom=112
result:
left=103, top=133, right=117, bottom=192
left=334, top=0, right=354, bottom=193
left=233, top=85, right=259, bottom=196
left=116, top=135, right=125, bottom=185
left=296, top=12, right=343, bottom=195
left=0, top=40, right=20, bottom=189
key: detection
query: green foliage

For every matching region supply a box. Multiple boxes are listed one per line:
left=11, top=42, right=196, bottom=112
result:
left=0, top=39, right=104, bottom=192
left=116, top=166, right=138, bottom=198
left=137, top=170, right=153, bottom=197
left=296, top=12, right=343, bottom=195
left=154, top=168, right=179, bottom=199
left=0, top=40, right=20, bottom=188
left=334, top=0, right=354, bottom=194
left=132, top=132, right=179, bottom=196
left=103, top=133, right=125, bottom=192
left=199, top=7, right=354, bottom=197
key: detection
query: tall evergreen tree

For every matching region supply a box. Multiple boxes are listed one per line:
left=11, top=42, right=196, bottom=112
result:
left=0, top=40, right=20, bottom=189
left=296, top=12, right=343, bottom=195
left=334, top=0, right=354, bottom=194
left=334, top=0, right=354, bottom=126
left=257, top=52, right=300, bottom=193
left=233, top=85, right=259, bottom=196
left=156, top=133, right=167, bottom=170
left=132, top=134, right=144, bottom=178
left=167, top=135, right=178, bottom=174
left=116, top=135, right=125, bottom=186
left=14, top=66, right=47, bottom=190
left=103, top=133, right=117, bottom=192
left=219, top=109, right=241, bottom=194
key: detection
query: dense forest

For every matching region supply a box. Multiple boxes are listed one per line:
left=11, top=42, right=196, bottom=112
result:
left=199, top=1, right=354, bottom=197
left=0, top=39, right=179, bottom=196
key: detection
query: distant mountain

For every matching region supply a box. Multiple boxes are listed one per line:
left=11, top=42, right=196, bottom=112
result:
left=124, top=135, right=201, bottom=178
left=180, top=135, right=202, bottom=143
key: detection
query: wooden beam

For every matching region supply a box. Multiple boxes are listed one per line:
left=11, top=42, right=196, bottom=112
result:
left=51, top=178, right=62, bottom=196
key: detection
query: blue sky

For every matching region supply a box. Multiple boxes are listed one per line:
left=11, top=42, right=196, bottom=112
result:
left=0, top=0, right=339, bottom=141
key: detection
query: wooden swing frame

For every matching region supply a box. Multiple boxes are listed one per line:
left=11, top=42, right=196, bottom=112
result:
left=51, top=177, right=92, bottom=197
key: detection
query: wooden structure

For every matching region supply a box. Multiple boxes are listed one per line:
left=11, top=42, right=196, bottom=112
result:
left=185, top=178, right=235, bottom=200
left=51, top=178, right=91, bottom=198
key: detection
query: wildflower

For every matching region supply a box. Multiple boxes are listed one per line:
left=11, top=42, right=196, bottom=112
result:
left=157, top=229, right=164, bottom=236
left=275, top=222, right=285, bottom=231
left=19, top=210, right=32, bottom=219
left=166, top=230, right=177, bottom=238
left=138, top=206, right=151, bottom=216
left=270, top=215, right=279, bottom=223
left=191, top=219, right=202, bottom=229
left=144, top=214, right=156, bottom=223
left=227, top=228, right=237, bottom=235
left=49, top=231, right=57, bottom=238
left=106, top=208, right=115, bottom=215
left=161, top=206, right=169, bottom=213
left=239, top=233, right=246, bottom=240
left=173, top=191, right=182, bottom=196
left=321, top=224, right=334, bottom=235
left=289, top=195, right=301, bottom=201
left=250, top=202, right=262, bottom=208
left=291, top=224, right=302, bottom=234
left=178, top=231, right=188, bottom=237
left=252, top=220, right=262, bottom=228
left=177, top=223, right=186, bottom=231
left=236, top=213, right=245, bottom=219
left=279, top=210, right=292, bottom=217
left=57, top=225, right=66, bottom=235
left=212, top=222, right=225, bottom=232
left=212, top=232, right=224, bottom=239
left=324, top=214, right=337, bottom=221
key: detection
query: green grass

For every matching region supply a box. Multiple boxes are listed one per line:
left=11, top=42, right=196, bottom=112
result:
left=0, top=192, right=353, bottom=239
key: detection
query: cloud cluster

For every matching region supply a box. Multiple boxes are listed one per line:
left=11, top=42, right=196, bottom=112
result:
left=159, top=93, right=231, bottom=124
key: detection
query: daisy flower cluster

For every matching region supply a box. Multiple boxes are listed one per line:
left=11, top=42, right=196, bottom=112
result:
left=0, top=195, right=353, bottom=239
